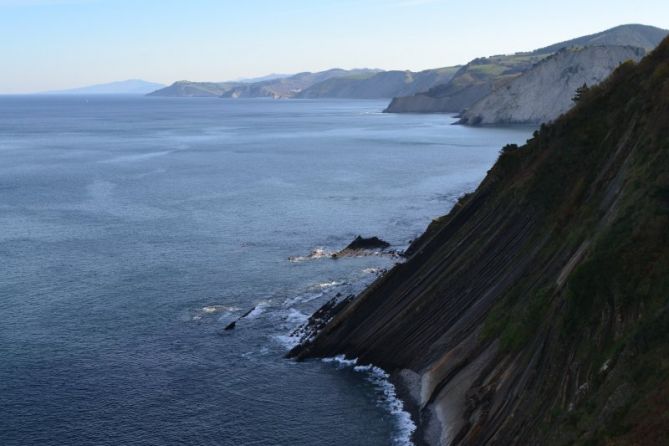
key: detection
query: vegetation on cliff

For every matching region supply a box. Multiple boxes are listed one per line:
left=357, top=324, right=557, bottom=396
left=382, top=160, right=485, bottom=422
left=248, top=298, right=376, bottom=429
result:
left=293, top=36, right=669, bottom=446
left=385, top=24, right=668, bottom=119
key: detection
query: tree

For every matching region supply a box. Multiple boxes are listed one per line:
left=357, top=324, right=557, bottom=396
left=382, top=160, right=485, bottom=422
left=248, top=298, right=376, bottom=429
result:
left=572, top=83, right=590, bottom=103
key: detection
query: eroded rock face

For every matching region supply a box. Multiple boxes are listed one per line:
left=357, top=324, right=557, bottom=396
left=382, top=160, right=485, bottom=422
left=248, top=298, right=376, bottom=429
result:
left=294, top=38, right=669, bottom=446
left=459, top=46, right=646, bottom=125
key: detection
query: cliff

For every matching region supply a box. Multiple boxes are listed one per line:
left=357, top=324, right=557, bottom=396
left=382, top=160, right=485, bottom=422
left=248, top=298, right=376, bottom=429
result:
left=385, top=24, right=668, bottom=115
left=296, top=67, right=460, bottom=99
left=385, top=53, right=546, bottom=113
left=459, top=46, right=646, bottom=125
left=293, top=36, right=669, bottom=446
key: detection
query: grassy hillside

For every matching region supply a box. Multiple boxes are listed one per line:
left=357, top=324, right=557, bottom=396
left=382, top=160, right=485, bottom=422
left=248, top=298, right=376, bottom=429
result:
left=297, top=67, right=460, bottom=99
left=385, top=24, right=668, bottom=115
left=385, top=53, right=548, bottom=112
left=147, top=81, right=240, bottom=97
left=534, top=23, right=668, bottom=53
left=219, top=69, right=381, bottom=99
left=294, top=36, right=669, bottom=446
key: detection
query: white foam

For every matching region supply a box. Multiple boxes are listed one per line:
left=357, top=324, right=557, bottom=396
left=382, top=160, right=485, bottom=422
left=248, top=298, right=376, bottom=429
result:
left=245, top=301, right=269, bottom=319
left=316, top=280, right=342, bottom=289
left=323, top=355, right=417, bottom=446
left=283, top=292, right=323, bottom=307
left=272, top=333, right=301, bottom=349
left=285, top=308, right=309, bottom=324
left=202, top=305, right=239, bottom=314
left=288, top=247, right=334, bottom=263
left=363, top=268, right=382, bottom=274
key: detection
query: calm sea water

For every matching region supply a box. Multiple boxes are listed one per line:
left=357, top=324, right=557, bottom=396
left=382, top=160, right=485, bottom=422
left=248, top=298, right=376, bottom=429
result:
left=0, top=96, right=532, bottom=446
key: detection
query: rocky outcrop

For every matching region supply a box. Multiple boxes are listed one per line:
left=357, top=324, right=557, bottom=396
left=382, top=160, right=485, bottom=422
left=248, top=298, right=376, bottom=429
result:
left=293, top=37, right=669, bottom=446
left=459, top=46, right=646, bottom=125
left=333, top=236, right=391, bottom=257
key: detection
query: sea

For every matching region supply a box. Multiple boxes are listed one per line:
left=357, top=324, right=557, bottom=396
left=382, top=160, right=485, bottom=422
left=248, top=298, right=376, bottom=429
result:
left=0, top=96, right=533, bottom=446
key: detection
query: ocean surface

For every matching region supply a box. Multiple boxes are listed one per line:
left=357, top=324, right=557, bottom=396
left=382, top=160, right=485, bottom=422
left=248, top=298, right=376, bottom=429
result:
left=0, top=96, right=533, bottom=446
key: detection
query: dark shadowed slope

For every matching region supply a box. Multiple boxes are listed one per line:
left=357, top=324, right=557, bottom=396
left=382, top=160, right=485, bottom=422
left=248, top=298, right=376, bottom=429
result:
left=294, top=36, right=669, bottom=446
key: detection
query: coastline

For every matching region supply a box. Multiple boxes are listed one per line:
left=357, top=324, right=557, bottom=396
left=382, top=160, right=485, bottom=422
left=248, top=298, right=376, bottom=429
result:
left=320, top=355, right=418, bottom=446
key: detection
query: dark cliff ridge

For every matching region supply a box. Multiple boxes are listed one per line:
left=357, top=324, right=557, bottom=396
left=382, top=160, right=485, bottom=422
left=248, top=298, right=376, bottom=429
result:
left=292, top=37, right=669, bottom=445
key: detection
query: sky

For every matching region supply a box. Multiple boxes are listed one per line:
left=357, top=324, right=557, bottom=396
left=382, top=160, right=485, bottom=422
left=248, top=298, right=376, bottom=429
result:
left=1, top=0, right=668, bottom=93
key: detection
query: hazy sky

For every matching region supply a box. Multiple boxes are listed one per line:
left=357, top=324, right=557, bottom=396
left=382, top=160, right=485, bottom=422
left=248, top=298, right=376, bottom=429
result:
left=1, top=0, right=668, bottom=93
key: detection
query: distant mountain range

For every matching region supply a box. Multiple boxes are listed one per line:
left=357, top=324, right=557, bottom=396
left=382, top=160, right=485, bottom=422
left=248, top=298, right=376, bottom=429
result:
left=148, top=69, right=384, bottom=98
left=149, top=66, right=464, bottom=100
left=221, top=69, right=382, bottom=99
left=146, top=24, right=669, bottom=126
left=43, top=79, right=165, bottom=95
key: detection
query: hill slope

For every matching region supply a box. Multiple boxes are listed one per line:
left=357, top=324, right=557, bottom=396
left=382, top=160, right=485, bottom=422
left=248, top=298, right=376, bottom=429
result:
left=534, top=23, right=668, bottom=53
left=459, top=45, right=646, bottom=125
left=296, top=67, right=460, bottom=99
left=385, top=24, right=668, bottom=116
left=385, top=53, right=547, bottom=113
left=147, top=81, right=241, bottom=97
left=293, top=36, right=669, bottom=446
left=219, top=69, right=381, bottom=99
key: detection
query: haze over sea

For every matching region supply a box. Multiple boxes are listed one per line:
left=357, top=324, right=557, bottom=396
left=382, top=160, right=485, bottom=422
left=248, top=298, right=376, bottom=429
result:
left=0, top=96, right=532, bottom=446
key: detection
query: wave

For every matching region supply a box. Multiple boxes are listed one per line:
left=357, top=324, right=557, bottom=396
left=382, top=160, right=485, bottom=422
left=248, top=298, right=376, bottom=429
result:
left=323, top=355, right=417, bottom=446
left=283, top=292, right=323, bottom=307
left=245, top=301, right=270, bottom=319
left=288, top=247, right=334, bottom=263
left=313, top=280, right=342, bottom=289
left=101, top=150, right=173, bottom=163
left=191, top=305, right=240, bottom=321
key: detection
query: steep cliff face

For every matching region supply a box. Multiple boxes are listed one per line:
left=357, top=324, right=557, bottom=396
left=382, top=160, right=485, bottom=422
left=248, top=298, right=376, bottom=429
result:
left=293, top=37, right=669, bottom=446
left=459, top=46, right=646, bottom=125
left=385, top=53, right=546, bottom=113
left=385, top=24, right=668, bottom=116
left=296, top=67, right=460, bottom=99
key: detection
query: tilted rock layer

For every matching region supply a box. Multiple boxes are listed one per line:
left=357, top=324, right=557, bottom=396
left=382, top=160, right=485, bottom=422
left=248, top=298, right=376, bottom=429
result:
left=294, top=37, right=669, bottom=446
left=459, top=46, right=646, bottom=125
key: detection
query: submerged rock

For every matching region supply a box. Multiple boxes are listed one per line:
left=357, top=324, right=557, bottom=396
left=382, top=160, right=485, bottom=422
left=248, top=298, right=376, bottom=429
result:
left=222, top=306, right=256, bottom=331
left=287, top=295, right=355, bottom=357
